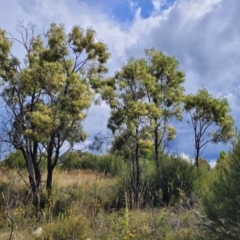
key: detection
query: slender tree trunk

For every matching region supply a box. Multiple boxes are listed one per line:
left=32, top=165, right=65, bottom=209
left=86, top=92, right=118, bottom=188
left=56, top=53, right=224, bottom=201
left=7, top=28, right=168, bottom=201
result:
left=46, top=166, right=53, bottom=197
left=22, top=149, right=37, bottom=193
left=131, top=126, right=141, bottom=209
left=33, top=163, right=41, bottom=192
left=154, top=122, right=160, bottom=173
left=32, top=143, right=42, bottom=192
left=134, top=142, right=140, bottom=208
left=46, top=138, right=54, bottom=197
left=28, top=175, right=37, bottom=193
left=195, top=147, right=200, bottom=167
left=195, top=138, right=200, bottom=167
left=130, top=153, right=135, bottom=208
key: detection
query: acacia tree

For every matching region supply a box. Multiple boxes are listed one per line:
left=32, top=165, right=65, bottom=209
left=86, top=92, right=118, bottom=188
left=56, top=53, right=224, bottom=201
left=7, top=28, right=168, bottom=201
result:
left=184, top=89, right=234, bottom=167
left=106, top=59, right=155, bottom=208
left=0, top=23, right=109, bottom=194
left=101, top=50, right=185, bottom=207
left=144, top=49, right=185, bottom=173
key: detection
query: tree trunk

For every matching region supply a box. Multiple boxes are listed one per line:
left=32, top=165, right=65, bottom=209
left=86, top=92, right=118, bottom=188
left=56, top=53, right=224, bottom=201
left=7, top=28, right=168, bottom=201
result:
left=154, top=123, right=160, bottom=173
left=31, top=144, right=42, bottom=193
left=28, top=175, right=37, bottom=193
left=46, top=166, right=53, bottom=197
left=195, top=139, right=200, bottom=167
left=22, top=149, right=37, bottom=193
left=33, top=164, right=42, bottom=192
left=134, top=142, right=140, bottom=208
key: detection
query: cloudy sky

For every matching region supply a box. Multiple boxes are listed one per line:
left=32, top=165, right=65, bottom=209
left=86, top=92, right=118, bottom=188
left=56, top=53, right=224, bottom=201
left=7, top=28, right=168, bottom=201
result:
left=0, top=0, right=239, bottom=165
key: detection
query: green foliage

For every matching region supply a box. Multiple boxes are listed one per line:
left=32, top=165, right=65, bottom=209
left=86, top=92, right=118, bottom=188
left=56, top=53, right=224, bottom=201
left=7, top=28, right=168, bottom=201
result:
left=1, top=150, right=26, bottom=169
left=101, top=49, right=185, bottom=207
left=98, top=154, right=125, bottom=176
left=59, top=151, right=84, bottom=170
left=106, top=49, right=185, bottom=156
left=198, top=158, right=211, bottom=171
left=60, top=151, right=125, bottom=176
left=201, top=132, right=240, bottom=239
left=144, top=155, right=198, bottom=206
left=184, top=88, right=234, bottom=166
left=215, top=150, right=229, bottom=171
left=112, top=155, right=198, bottom=208
left=0, top=150, right=47, bottom=171
left=0, top=22, right=110, bottom=192
left=142, top=49, right=185, bottom=174
left=192, top=158, right=212, bottom=196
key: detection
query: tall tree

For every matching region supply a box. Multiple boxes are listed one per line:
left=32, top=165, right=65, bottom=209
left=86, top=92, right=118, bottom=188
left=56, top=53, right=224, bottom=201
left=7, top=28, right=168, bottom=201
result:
left=0, top=23, right=109, bottom=194
left=107, top=58, right=154, bottom=208
left=102, top=50, right=185, bottom=206
left=184, top=89, right=234, bottom=167
left=144, top=49, right=185, bottom=173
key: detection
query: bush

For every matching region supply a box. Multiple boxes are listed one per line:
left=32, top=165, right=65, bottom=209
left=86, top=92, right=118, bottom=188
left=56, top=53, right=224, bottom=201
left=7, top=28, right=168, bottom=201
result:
left=60, top=151, right=86, bottom=170
left=37, top=215, right=90, bottom=240
left=60, top=151, right=124, bottom=176
left=142, top=155, right=198, bottom=207
left=110, top=155, right=198, bottom=208
left=1, top=150, right=26, bottom=169
left=1, top=150, right=47, bottom=171
left=98, top=154, right=125, bottom=176
left=201, top=133, right=240, bottom=240
left=78, top=153, right=99, bottom=170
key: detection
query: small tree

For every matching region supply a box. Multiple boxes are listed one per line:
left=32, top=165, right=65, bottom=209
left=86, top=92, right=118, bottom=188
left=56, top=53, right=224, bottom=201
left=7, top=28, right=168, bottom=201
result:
left=201, top=132, right=240, bottom=239
left=184, top=89, right=234, bottom=167
left=0, top=23, right=109, bottom=194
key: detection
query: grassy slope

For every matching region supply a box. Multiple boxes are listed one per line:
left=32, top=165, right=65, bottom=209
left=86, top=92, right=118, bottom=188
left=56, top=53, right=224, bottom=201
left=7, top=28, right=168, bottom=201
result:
left=0, top=168, right=205, bottom=240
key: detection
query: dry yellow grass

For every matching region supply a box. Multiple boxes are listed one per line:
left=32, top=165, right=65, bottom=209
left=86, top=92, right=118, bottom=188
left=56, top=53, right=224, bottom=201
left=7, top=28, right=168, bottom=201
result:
left=0, top=167, right=205, bottom=240
left=52, top=169, right=115, bottom=188
left=0, top=167, right=116, bottom=190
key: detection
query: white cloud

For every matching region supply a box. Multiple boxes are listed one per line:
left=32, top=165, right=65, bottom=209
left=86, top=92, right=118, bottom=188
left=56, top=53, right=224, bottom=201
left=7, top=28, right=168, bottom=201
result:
left=152, top=0, right=162, bottom=12
left=209, top=159, right=217, bottom=168
left=178, top=0, right=222, bottom=21
left=179, top=152, right=194, bottom=164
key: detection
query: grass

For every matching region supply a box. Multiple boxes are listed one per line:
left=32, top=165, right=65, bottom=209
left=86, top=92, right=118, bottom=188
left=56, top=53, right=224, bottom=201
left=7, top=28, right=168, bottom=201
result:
left=0, top=167, right=206, bottom=240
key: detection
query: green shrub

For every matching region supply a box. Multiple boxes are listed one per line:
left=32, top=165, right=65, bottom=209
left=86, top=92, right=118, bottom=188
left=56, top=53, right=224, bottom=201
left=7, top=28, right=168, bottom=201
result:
left=201, top=133, right=240, bottom=240
left=37, top=215, right=90, bottom=240
left=78, top=153, right=99, bottom=170
left=109, top=155, right=198, bottom=208
left=98, top=154, right=125, bottom=176
left=0, top=150, right=47, bottom=171
left=59, top=151, right=83, bottom=170
left=1, top=150, right=26, bottom=169
left=60, top=151, right=124, bottom=176
left=142, top=155, right=198, bottom=207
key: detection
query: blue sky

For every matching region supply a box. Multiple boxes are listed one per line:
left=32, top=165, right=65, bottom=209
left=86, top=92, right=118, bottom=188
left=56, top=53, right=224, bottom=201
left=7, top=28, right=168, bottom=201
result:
left=0, top=0, right=240, bottom=166
left=82, top=0, right=176, bottom=21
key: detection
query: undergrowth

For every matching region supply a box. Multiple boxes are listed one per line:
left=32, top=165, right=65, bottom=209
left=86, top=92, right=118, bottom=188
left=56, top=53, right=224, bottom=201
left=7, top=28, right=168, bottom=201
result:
left=0, top=166, right=208, bottom=240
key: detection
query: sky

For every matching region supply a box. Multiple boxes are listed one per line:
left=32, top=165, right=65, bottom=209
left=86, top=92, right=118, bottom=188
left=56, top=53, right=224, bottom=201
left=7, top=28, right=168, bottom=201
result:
left=0, top=0, right=240, bottom=166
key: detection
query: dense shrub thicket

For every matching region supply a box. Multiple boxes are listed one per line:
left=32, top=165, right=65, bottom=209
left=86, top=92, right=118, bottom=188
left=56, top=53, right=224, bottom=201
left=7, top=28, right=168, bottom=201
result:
left=200, top=133, right=240, bottom=240
left=59, top=151, right=125, bottom=176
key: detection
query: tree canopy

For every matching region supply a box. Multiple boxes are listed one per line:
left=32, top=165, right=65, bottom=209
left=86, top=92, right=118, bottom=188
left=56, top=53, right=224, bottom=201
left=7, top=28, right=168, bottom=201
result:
left=184, top=89, right=234, bottom=167
left=0, top=23, right=109, bottom=193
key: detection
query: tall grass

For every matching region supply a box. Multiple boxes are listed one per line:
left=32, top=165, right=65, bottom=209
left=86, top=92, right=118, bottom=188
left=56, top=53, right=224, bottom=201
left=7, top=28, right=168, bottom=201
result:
left=0, top=157, right=207, bottom=240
